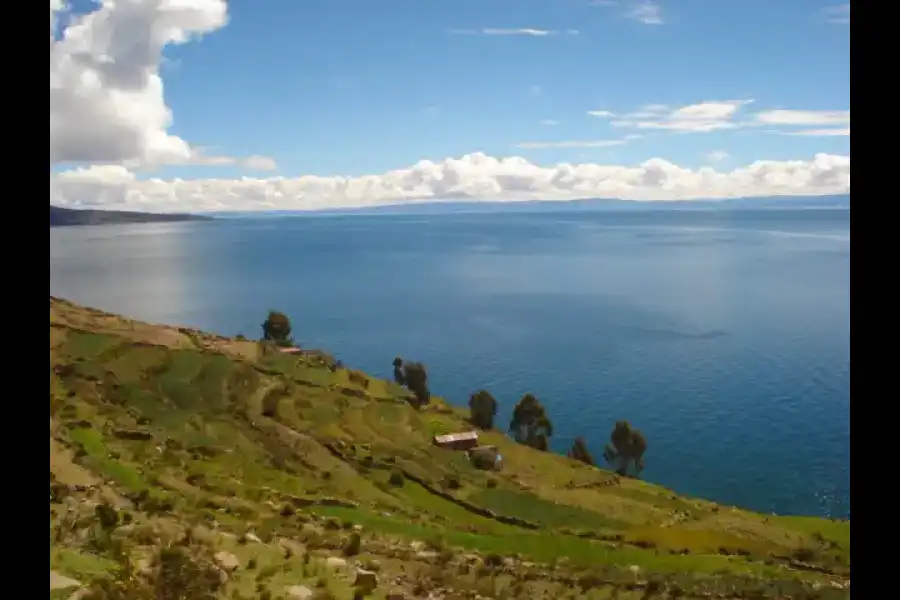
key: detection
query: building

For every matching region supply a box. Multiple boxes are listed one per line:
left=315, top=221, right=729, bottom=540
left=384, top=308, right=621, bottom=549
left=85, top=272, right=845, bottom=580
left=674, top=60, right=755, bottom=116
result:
left=433, top=431, right=479, bottom=451
left=277, top=347, right=303, bottom=355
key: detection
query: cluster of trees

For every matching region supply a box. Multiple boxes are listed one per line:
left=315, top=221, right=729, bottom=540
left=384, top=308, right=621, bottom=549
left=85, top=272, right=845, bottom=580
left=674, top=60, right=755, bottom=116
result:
left=602, top=420, right=647, bottom=476
left=391, top=357, right=430, bottom=407
left=260, top=310, right=647, bottom=476
left=469, top=388, right=648, bottom=476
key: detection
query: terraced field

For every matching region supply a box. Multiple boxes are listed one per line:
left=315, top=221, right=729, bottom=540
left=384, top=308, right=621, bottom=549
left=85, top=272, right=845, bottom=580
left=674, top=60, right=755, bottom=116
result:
left=49, top=297, right=850, bottom=599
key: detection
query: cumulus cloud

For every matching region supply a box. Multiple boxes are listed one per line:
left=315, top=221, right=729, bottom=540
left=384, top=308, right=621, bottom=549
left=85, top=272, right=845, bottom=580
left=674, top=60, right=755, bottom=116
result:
left=592, top=1, right=664, bottom=25
left=824, top=4, right=850, bottom=24
left=49, top=0, right=275, bottom=171
left=50, top=152, right=850, bottom=213
left=591, top=100, right=754, bottom=133
left=448, top=28, right=579, bottom=37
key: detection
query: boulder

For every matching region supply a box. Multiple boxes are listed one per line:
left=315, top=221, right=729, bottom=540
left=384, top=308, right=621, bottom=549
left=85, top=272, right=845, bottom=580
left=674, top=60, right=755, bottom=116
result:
left=213, top=551, right=241, bottom=573
left=285, top=584, right=314, bottom=599
left=354, top=568, right=378, bottom=590
left=325, top=556, right=347, bottom=570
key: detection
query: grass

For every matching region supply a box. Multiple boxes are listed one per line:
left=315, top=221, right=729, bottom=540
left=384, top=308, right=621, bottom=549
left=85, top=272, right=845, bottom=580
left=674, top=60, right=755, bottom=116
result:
left=48, top=297, right=851, bottom=599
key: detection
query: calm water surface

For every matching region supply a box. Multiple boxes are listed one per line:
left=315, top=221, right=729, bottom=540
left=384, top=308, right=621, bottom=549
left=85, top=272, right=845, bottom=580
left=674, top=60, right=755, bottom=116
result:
left=50, top=209, right=850, bottom=518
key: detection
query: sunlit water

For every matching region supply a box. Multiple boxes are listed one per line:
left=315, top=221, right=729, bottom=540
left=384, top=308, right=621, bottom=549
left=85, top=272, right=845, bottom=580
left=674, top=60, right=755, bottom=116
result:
left=50, top=209, right=850, bottom=518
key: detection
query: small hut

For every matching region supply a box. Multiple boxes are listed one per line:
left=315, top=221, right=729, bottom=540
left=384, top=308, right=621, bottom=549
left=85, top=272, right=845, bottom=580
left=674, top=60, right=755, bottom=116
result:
left=278, top=346, right=303, bottom=355
left=433, top=431, right=479, bottom=451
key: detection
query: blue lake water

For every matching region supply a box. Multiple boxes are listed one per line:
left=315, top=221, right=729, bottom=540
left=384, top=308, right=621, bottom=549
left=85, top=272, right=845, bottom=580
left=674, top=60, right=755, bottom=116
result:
left=50, top=208, right=851, bottom=518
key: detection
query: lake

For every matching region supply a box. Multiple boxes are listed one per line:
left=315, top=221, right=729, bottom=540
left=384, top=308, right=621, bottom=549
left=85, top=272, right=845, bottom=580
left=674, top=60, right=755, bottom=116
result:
left=50, top=208, right=851, bottom=518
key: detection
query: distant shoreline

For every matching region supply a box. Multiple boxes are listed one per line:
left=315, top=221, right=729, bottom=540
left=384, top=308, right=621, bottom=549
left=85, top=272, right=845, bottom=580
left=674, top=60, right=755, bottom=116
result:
left=50, top=205, right=213, bottom=228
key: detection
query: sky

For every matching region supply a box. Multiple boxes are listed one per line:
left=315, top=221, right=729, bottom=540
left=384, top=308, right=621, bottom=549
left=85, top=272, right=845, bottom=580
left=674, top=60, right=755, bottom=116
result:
left=49, top=0, right=850, bottom=212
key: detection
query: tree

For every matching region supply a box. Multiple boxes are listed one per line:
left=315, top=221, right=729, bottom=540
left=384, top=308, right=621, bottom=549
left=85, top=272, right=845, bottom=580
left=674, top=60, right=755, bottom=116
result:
left=392, top=357, right=406, bottom=386
left=468, top=390, right=498, bottom=430
left=261, top=310, right=293, bottom=344
left=568, top=436, right=595, bottom=466
left=509, top=394, right=554, bottom=450
left=401, top=361, right=430, bottom=407
left=602, top=420, right=647, bottom=477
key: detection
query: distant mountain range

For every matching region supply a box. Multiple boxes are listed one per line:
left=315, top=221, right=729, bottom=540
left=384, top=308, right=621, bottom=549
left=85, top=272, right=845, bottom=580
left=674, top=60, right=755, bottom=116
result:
left=206, top=194, right=850, bottom=218
left=51, top=194, right=850, bottom=225
left=50, top=205, right=212, bottom=227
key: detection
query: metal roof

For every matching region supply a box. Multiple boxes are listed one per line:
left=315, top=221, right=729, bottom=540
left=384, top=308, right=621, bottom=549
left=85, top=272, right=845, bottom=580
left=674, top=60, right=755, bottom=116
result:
left=433, top=431, right=479, bottom=444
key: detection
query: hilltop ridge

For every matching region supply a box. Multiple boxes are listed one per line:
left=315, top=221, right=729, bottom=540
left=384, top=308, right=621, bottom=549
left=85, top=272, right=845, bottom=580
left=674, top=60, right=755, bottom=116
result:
left=49, top=298, right=850, bottom=599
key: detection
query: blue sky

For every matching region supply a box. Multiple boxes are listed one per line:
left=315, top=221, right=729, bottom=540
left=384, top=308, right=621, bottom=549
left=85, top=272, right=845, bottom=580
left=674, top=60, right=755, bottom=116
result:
left=49, top=0, right=850, bottom=211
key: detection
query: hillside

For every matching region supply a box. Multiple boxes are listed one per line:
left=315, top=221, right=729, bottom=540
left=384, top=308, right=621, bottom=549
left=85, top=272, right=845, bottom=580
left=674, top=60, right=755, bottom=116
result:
left=50, top=205, right=212, bottom=227
left=49, top=298, right=851, bottom=599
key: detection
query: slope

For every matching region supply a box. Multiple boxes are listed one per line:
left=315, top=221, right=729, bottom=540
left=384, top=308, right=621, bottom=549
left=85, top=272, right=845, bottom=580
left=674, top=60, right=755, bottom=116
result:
left=49, top=298, right=851, bottom=599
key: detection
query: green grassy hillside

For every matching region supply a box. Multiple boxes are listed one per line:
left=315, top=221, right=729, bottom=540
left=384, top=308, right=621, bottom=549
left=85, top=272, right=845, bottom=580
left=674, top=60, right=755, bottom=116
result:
left=49, top=298, right=850, bottom=599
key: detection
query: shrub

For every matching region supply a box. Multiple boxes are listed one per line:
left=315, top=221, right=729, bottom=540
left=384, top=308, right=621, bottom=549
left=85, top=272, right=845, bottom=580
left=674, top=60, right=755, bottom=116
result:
left=388, top=469, right=404, bottom=487
left=81, top=537, right=223, bottom=600
left=343, top=532, right=362, bottom=557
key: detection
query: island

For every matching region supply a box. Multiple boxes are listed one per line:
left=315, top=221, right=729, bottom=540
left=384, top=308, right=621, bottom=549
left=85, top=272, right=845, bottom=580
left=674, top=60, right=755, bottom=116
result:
left=49, top=298, right=850, bottom=599
left=50, top=205, right=212, bottom=227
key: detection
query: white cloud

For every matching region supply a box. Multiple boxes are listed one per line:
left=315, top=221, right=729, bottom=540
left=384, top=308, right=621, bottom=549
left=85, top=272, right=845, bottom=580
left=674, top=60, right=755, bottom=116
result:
left=625, top=1, right=664, bottom=25
left=781, top=128, right=851, bottom=137
left=591, top=100, right=754, bottom=133
left=592, top=103, right=852, bottom=136
left=705, top=150, right=730, bottom=163
left=824, top=4, right=850, bottom=24
left=448, top=28, right=578, bottom=37
left=50, top=152, right=850, bottom=213
left=50, top=0, right=273, bottom=171
left=755, top=110, right=850, bottom=137
left=243, top=155, right=280, bottom=171
left=754, top=109, right=850, bottom=127
left=592, top=1, right=664, bottom=25
left=513, top=139, right=633, bottom=149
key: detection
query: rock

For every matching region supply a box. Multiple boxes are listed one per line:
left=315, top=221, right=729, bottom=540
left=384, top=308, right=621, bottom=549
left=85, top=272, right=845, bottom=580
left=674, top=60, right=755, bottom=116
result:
left=386, top=592, right=407, bottom=600
left=354, top=568, right=378, bottom=590
left=134, top=557, right=154, bottom=577
left=49, top=571, right=81, bottom=590
left=410, top=541, right=426, bottom=552
left=213, top=551, right=241, bottom=573
left=245, top=532, right=263, bottom=543
left=830, top=580, right=849, bottom=590
left=628, top=565, right=641, bottom=576
left=362, top=559, right=382, bottom=572
left=325, top=556, right=347, bottom=570
left=285, top=584, right=314, bottom=599
left=416, top=550, right=439, bottom=561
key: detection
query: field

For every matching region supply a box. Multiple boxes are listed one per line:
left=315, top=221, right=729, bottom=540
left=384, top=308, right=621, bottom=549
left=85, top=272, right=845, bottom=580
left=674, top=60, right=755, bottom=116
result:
left=49, top=297, right=851, bottom=599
